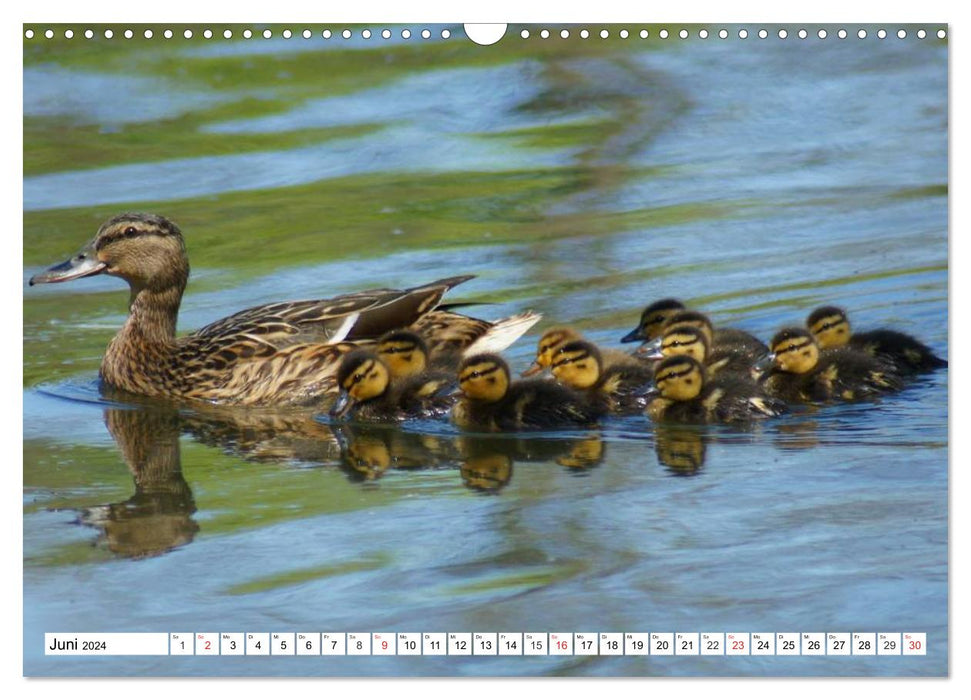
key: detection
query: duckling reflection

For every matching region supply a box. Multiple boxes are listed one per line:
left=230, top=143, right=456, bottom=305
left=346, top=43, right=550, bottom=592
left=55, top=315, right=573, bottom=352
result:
left=456, top=433, right=607, bottom=492
left=79, top=403, right=198, bottom=559
left=332, top=423, right=461, bottom=481
left=653, top=424, right=708, bottom=476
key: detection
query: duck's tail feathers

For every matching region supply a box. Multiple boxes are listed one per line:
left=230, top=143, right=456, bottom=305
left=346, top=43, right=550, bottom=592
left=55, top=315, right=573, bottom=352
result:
left=462, top=311, right=543, bottom=357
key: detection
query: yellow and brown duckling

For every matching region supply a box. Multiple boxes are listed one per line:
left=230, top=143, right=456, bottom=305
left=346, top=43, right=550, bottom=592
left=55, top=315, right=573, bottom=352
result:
left=523, top=326, right=645, bottom=377
left=453, top=353, right=606, bottom=432
left=640, top=309, right=769, bottom=361
left=640, top=323, right=758, bottom=379
left=331, top=349, right=455, bottom=421
left=375, top=329, right=444, bottom=380
left=620, top=298, right=687, bottom=343
left=758, top=327, right=903, bottom=403
left=806, top=306, right=947, bottom=375
left=27, top=213, right=491, bottom=406
left=549, top=339, right=653, bottom=414
left=646, top=356, right=787, bottom=425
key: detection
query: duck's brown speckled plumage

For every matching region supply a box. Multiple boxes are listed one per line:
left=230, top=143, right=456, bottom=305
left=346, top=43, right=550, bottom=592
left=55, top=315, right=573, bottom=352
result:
left=29, top=213, right=504, bottom=407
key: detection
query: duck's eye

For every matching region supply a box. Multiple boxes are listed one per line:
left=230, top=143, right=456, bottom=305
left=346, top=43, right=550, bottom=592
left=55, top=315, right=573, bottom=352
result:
left=685, top=378, right=693, bottom=385
left=787, top=344, right=797, bottom=352
left=77, top=253, right=86, bottom=260
left=124, top=226, right=137, bottom=237
left=353, top=373, right=363, bottom=382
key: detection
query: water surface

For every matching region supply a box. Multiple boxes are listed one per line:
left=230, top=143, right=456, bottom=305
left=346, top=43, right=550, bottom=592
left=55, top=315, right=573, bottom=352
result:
left=23, top=24, right=947, bottom=676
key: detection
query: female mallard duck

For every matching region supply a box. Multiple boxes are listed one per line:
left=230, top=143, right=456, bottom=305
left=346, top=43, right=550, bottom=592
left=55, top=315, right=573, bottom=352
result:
left=28, top=212, right=488, bottom=406
left=645, top=355, right=787, bottom=424
left=806, top=306, right=947, bottom=374
left=523, top=326, right=644, bottom=377
left=641, top=324, right=758, bottom=379
left=758, top=327, right=903, bottom=403
left=549, top=339, right=653, bottom=414
left=637, top=309, right=768, bottom=361
left=453, top=353, right=606, bottom=431
left=330, top=350, right=455, bottom=421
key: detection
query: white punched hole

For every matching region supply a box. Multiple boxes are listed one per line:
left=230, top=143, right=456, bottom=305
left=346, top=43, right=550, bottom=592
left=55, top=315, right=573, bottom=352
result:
left=738, top=29, right=748, bottom=39
left=580, top=29, right=589, bottom=39
left=640, top=29, right=649, bottom=39
left=465, top=23, right=506, bottom=45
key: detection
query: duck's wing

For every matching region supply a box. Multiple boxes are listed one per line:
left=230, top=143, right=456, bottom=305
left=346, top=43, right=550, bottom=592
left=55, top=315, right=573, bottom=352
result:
left=413, top=310, right=542, bottom=361
left=190, top=275, right=474, bottom=344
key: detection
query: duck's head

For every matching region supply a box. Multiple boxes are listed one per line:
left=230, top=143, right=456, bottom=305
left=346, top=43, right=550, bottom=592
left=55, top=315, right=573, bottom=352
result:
left=653, top=355, right=707, bottom=402
left=621, top=298, right=686, bottom=343
left=458, top=353, right=511, bottom=403
left=29, top=213, right=188, bottom=292
left=806, top=306, right=851, bottom=350
left=648, top=324, right=710, bottom=363
left=376, top=330, right=429, bottom=379
left=766, top=327, right=820, bottom=374
left=522, top=326, right=583, bottom=377
left=331, top=350, right=391, bottom=418
left=661, top=310, right=714, bottom=344
left=634, top=310, right=714, bottom=357
left=550, top=339, right=603, bottom=389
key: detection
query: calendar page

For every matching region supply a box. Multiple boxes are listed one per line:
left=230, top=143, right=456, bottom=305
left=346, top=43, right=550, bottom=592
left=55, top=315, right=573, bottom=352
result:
left=22, top=17, right=948, bottom=679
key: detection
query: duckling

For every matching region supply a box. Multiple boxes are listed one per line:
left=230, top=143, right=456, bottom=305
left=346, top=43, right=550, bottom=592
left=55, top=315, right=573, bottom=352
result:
left=646, top=356, right=787, bottom=424
left=641, top=324, right=758, bottom=379
left=330, top=349, right=455, bottom=421
left=645, top=309, right=768, bottom=360
left=621, top=298, right=687, bottom=343
left=806, top=306, right=947, bottom=374
left=759, top=327, right=903, bottom=403
left=549, top=339, right=653, bottom=414
left=453, top=353, right=606, bottom=432
left=523, top=326, right=644, bottom=377
left=375, top=329, right=448, bottom=381
left=27, top=212, right=489, bottom=406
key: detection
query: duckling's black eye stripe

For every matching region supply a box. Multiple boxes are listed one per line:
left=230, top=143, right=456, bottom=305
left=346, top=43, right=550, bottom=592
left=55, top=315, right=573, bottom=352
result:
left=552, top=351, right=590, bottom=367
left=815, top=320, right=843, bottom=332
left=659, top=366, right=695, bottom=381
left=777, top=340, right=811, bottom=353
left=461, top=365, right=500, bottom=381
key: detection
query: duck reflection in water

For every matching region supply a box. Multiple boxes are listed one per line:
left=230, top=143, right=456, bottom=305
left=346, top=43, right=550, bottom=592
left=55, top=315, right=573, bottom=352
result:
left=331, top=425, right=607, bottom=491
left=653, top=424, right=708, bottom=476
left=80, top=402, right=198, bottom=559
